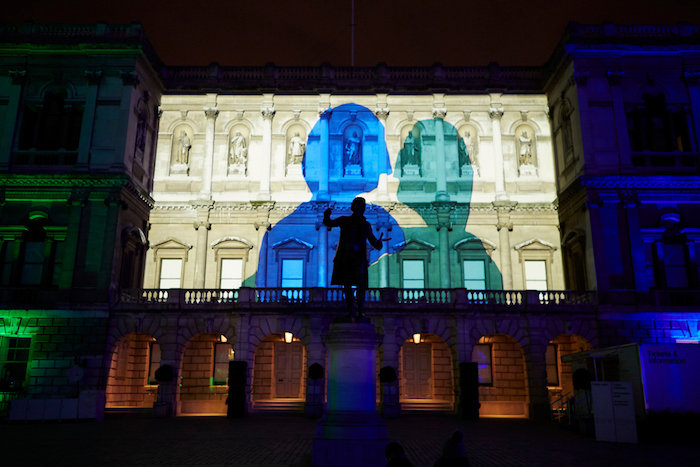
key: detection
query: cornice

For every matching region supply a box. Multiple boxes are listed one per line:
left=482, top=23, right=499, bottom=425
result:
left=580, top=176, right=700, bottom=190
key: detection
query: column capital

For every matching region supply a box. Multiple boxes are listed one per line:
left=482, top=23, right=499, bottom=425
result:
left=488, top=107, right=504, bottom=120
left=573, top=71, right=590, bottom=85
left=67, top=190, right=89, bottom=207
left=204, top=107, right=219, bottom=119
left=432, top=108, right=447, bottom=120
left=8, top=69, right=27, bottom=85
left=261, top=106, right=276, bottom=120
left=606, top=71, right=625, bottom=86
left=85, top=70, right=103, bottom=85
left=194, top=221, right=211, bottom=230
left=319, top=108, right=332, bottom=119
left=374, top=107, right=390, bottom=121
left=156, top=105, right=163, bottom=119
left=119, top=70, right=140, bottom=87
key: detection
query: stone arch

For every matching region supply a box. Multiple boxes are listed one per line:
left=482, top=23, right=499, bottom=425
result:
left=223, top=117, right=255, bottom=136
left=250, top=328, right=307, bottom=409
left=397, top=330, right=455, bottom=412
left=280, top=117, right=312, bottom=136
left=473, top=333, right=528, bottom=417
left=166, top=119, right=199, bottom=134
left=631, top=81, right=671, bottom=102
left=507, top=118, right=543, bottom=135
left=37, top=79, right=79, bottom=100
left=105, top=331, right=160, bottom=409
left=545, top=333, right=593, bottom=407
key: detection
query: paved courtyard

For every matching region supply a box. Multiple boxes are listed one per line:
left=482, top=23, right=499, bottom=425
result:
left=2, top=414, right=697, bottom=467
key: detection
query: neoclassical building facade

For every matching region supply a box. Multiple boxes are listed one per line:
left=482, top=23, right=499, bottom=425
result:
left=0, top=22, right=698, bottom=420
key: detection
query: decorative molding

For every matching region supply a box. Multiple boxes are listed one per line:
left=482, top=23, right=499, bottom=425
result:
left=432, top=108, right=447, bottom=120
left=374, top=107, right=390, bottom=120
left=8, top=69, right=27, bottom=84
left=271, top=237, right=314, bottom=250
left=520, top=110, right=529, bottom=121
left=488, top=107, right=504, bottom=120
left=573, top=71, right=590, bottom=85
left=151, top=237, right=192, bottom=250
left=236, top=109, right=246, bottom=120
left=683, top=71, right=700, bottom=86
left=180, top=110, right=188, bottom=120
left=453, top=237, right=497, bottom=251
left=606, top=71, right=625, bottom=85
left=119, top=70, right=140, bottom=87
left=261, top=107, right=276, bottom=120
left=292, top=110, right=301, bottom=120
left=204, top=107, right=219, bottom=119
left=462, top=110, right=471, bottom=122
left=514, top=238, right=557, bottom=251
left=211, top=236, right=254, bottom=249
left=84, top=70, right=103, bottom=85
left=406, top=110, right=415, bottom=122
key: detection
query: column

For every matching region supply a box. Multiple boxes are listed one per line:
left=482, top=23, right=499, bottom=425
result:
left=523, top=320, right=551, bottom=420
left=201, top=107, right=219, bottom=199
left=374, top=105, right=390, bottom=201
left=0, top=70, right=26, bottom=170
left=586, top=193, right=610, bottom=293
left=254, top=202, right=273, bottom=287
left=98, top=195, right=122, bottom=295
left=375, top=207, right=392, bottom=288
left=379, top=316, right=400, bottom=418
left=59, top=190, right=87, bottom=288
left=435, top=202, right=455, bottom=288
left=607, top=71, right=633, bottom=171
left=258, top=106, right=275, bottom=200
left=573, top=72, right=596, bottom=166
left=683, top=72, right=700, bottom=151
left=157, top=321, right=183, bottom=417
left=494, top=201, right=516, bottom=290
left=316, top=204, right=329, bottom=287
left=306, top=316, right=326, bottom=417
left=77, top=70, right=102, bottom=168
left=317, top=109, right=331, bottom=201
left=433, top=108, right=449, bottom=202
left=621, top=192, right=649, bottom=292
left=489, top=107, right=507, bottom=200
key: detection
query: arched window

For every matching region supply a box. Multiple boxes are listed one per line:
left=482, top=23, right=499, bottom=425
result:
left=626, top=89, right=691, bottom=153
left=18, top=84, right=83, bottom=152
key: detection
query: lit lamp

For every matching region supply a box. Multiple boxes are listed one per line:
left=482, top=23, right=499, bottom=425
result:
left=412, top=333, right=421, bottom=344
left=284, top=332, right=294, bottom=344
left=220, top=335, right=227, bottom=343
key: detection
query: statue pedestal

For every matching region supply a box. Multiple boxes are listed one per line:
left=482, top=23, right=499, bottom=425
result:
left=519, top=163, right=538, bottom=177
left=287, top=163, right=303, bottom=177
left=228, top=163, right=246, bottom=176
left=402, top=164, right=420, bottom=177
left=461, top=164, right=478, bottom=178
left=344, top=164, right=363, bottom=177
left=170, top=163, right=188, bottom=175
left=312, top=322, right=387, bottom=467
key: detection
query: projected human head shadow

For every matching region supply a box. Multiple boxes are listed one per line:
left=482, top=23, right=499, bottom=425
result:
left=252, top=104, right=404, bottom=288
left=394, top=118, right=503, bottom=290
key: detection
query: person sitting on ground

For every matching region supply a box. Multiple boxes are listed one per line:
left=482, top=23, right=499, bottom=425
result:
left=434, top=429, right=471, bottom=467
left=385, top=442, right=415, bottom=467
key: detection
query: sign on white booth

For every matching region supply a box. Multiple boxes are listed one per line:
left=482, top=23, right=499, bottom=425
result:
left=638, top=344, right=700, bottom=412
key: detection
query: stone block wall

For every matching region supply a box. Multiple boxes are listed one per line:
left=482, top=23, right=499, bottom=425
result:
left=0, top=313, right=108, bottom=399
left=252, top=341, right=273, bottom=401
left=598, top=317, right=698, bottom=348
left=432, top=341, right=454, bottom=402
left=478, top=334, right=527, bottom=403
left=548, top=334, right=592, bottom=404
left=180, top=334, right=227, bottom=403
left=105, top=332, right=158, bottom=408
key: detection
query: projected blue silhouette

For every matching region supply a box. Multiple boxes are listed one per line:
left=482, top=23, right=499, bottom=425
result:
left=252, top=103, right=404, bottom=288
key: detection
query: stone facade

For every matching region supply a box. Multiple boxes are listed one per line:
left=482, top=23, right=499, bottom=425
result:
left=1, top=22, right=699, bottom=421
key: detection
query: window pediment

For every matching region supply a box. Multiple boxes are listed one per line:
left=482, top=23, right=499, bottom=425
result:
left=211, top=236, right=254, bottom=250
left=454, top=237, right=496, bottom=252
left=514, top=238, right=556, bottom=251
left=151, top=238, right=192, bottom=251
left=393, top=238, right=435, bottom=252
left=271, top=237, right=314, bottom=251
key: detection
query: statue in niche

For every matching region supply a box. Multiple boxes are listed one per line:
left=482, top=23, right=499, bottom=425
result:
left=463, top=130, right=476, bottom=165
left=403, top=130, right=419, bottom=165
left=175, top=130, right=191, bottom=164
left=230, top=131, right=248, bottom=165
left=562, top=111, right=574, bottom=155
left=518, top=131, right=533, bottom=166
left=345, top=131, right=362, bottom=165
left=458, top=130, right=478, bottom=177
left=518, top=130, right=537, bottom=176
left=288, top=131, right=306, bottom=164
left=135, top=116, right=147, bottom=153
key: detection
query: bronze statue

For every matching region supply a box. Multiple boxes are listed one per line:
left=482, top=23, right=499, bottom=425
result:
left=323, top=197, right=383, bottom=317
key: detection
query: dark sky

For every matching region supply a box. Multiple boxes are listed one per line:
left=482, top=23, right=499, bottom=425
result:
left=6, top=0, right=700, bottom=67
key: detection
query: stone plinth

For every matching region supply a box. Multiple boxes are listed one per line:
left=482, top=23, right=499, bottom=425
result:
left=344, top=164, right=362, bottom=177
left=313, top=322, right=387, bottom=467
left=170, top=163, right=188, bottom=175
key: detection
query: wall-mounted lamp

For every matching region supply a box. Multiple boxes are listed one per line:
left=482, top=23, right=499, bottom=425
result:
left=412, top=333, right=421, bottom=345
left=284, top=332, right=294, bottom=344
left=220, top=335, right=227, bottom=343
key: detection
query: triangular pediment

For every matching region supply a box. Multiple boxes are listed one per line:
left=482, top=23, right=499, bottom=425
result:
left=151, top=237, right=192, bottom=250
left=393, top=238, right=435, bottom=252
left=454, top=236, right=496, bottom=251
left=211, top=236, right=254, bottom=249
left=514, top=238, right=557, bottom=251
left=271, top=237, right=314, bottom=251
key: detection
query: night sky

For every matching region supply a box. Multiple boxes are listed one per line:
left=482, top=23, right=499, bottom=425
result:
left=6, top=0, right=700, bottom=67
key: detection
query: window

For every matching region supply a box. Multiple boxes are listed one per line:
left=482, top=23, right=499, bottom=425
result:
left=524, top=260, right=548, bottom=290
left=220, top=258, right=243, bottom=289
left=17, top=85, right=83, bottom=152
left=463, top=260, right=486, bottom=290
left=626, top=92, right=691, bottom=153
left=402, top=259, right=425, bottom=289
left=546, top=344, right=559, bottom=387
left=471, top=344, right=492, bottom=385
left=0, top=241, right=12, bottom=286
left=281, top=259, right=304, bottom=288
left=660, top=243, right=689, bottom=289
left=147, top=341, right=161, bottom=385
left=0, top=337, right=32, bottom=391
left=213, top=342, right=233, bottom=385
left=159, top=259, right=182, bottom=289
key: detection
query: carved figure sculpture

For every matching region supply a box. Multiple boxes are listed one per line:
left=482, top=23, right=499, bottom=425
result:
left=344, top=131, right=362, bottom=165
left=230, top=131, right=247, bottom=165
left=403, top=130, right=419, bottom=166
left=288, top=131, right=306, bottom=164
left=463, top=130, right=476, bottom=165
left=519, top=131, right=533, bottom=166
left=176, top=130, right=191, bottom=164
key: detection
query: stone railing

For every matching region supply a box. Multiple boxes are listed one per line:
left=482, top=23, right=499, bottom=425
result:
left=12, top=150, right=79, bottom=167
left=115, top=288, right=597, bottom=313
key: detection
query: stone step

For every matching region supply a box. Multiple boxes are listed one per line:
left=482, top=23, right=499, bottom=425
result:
left=400, top=400, right=454, bottom=414
left=252, top=399, right=305, bottom=414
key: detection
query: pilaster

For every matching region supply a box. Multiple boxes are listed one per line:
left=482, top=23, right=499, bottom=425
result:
left=0, top=69, right=27, bottom=170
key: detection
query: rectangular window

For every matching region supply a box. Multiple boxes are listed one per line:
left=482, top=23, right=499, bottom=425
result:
left=524, top=260, right=548, bottom=290
left=463, top=260, right=486, bottom=290
left=159, top=258, right=182, bottom=289
left=0, top=241, right=13, bottom=286
left=20, top=241, right=45, bottom=285
left=546, top=344, right=559, bottom=387
left=51, top=241, right=64, bottom=286
left=0, top=337, right=32, bottom=391
left=281, top=259, right=304, bottom=288
left=471, top=344, right=492, bottom=385
left=644, top=243, right=656, bottom=288
left=220, top=258, right=243, bottom=289
left=213, top=343, right=233, bottom=385
left=147, top=342, right=161, bottom=385
left=402, top=259, right=425, bottom=289
left=662, top=243, right=688, bottom=289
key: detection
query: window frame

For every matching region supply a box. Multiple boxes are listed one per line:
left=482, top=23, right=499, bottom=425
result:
left=212, top=342, right=233, bottom=386
left=514, top=238, right=557, bottom=291
left=151, top=238, right=191, bottom=289
left=546, top=343, right=560, bottom=387
left=0, top=336, right=33, bottom=391
left=271, top=237, right=313, bottom=289
left=471, top=343, right=493, bottom=386
left=212, top=237, right=253, bottom=289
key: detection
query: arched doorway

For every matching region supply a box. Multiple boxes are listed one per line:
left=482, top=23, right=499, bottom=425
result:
left=179, top=333, right=233, bottom=415
left=106, top=332, right=160, bottom=409
left=251, top=333, right=306, bottom=413
left=547, top=334, right=593, bottom=411
left=473, top=334, right=527, bottom=417
left=399, top=333, right=454, bottom=413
